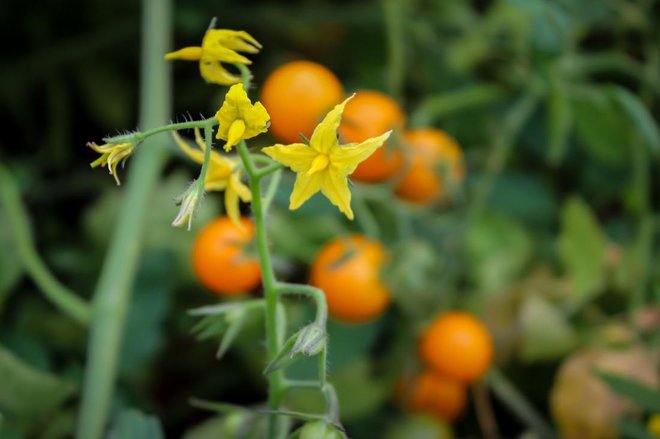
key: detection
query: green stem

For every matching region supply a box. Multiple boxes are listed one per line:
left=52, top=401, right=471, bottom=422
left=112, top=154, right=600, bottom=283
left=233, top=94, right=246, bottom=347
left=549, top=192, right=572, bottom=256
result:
left=106, top=118, right=216, bottom=145
left=487, top=369, right=556, bottom=439
left=76, top=0, right=171, bottom=437
left=237, top=141, right=284, bottom=439
left=382, top=0, right=406, bottom=100
left=263, top=169, right=282, bottom=212
left=0, top=165, right=91, bottom=325
left=275, top=282, right=328, bottom=327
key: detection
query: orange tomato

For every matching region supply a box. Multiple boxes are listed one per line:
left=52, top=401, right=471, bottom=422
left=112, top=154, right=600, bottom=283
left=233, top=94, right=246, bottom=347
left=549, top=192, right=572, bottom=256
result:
left=260, top=61, right=344, bottom=143
left=192, top=217, right=261, bottom=296
left=310, top=235, right=390, bottom=323
left=396, top=128, right=465, bottom=204
left=338, top=90, right=406, bottom=182
left=419, top=312, right=494, bottom=383
left=405, top=371, right=467, bottom=421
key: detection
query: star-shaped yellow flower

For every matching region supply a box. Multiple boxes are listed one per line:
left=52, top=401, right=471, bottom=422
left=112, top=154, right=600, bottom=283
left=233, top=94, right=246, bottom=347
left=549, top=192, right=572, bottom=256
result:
left=173, top=129, right=251, bottom=226
left=262, top=95, right=391, bottom=219
left=88, top=141, right=135, bottom=185
left=165, top=29, right=261, bottom=85
left=215, top=83, right=270, bottom=151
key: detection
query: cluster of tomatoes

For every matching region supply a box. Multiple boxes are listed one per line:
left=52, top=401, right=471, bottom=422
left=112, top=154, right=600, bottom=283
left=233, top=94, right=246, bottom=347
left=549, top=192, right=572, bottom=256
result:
left=261, top=60, right=466, bottom=205
left=190, top=60, right=492, bottom=428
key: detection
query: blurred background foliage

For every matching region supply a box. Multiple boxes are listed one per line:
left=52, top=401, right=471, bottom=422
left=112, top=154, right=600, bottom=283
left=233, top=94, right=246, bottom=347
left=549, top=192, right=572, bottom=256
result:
left=0, top=0, right=659, bottom=438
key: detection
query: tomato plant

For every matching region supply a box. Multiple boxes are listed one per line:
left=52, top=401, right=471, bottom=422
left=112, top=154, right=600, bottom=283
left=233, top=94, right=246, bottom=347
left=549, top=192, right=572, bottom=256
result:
left=261, top=60, right=344, bottom=144
left=191, top=216, right=261, bottom=295
left=310, top=235, right=390, bottom=323
left=419, top=312, right=494, bottom=383
left=338, top=90, right=405, bottom=182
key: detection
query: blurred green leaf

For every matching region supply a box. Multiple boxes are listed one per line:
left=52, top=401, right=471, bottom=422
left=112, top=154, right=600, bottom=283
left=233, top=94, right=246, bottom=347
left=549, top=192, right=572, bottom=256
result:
left=0, top=345, right=75, bottom=416
left=77, top=65, right=132, bottom=129
left=107, top=409, right=164, bottom=439
left=618, top=418, right=657, bottom=439
left=558, top=197, right=606, bottom=302
left=519, top=294, right=577, bottom=362
left=571, top=87, right=630, bottom=166
left=332, top=359, right=390, bottom=420
left=608, top=85, right=660, bottom=155
left=466, top=212, right=532, bottom=293
left=597, top=371, right=660, bottom=412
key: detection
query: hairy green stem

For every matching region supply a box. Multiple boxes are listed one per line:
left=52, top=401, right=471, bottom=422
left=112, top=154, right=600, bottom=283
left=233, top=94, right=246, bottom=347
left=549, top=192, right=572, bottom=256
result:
left=382, top=0, right=406, bottom=100
left=76, top=0, right=171, bottom=437
left=237, top=140, right=284, bottom=439
left=275, top=282, right=328, bottom=327
left=0, top=165, right=91, bottom=325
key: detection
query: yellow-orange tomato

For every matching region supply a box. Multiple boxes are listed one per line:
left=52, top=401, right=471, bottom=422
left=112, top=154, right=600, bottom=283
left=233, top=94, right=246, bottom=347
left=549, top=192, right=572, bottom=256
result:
left=338, top=90, right=406, bottom=182
left=310, top=235, right=390, bottom=323
left=396, top=128, right=465, bottom=204
left=420, top=312, right=494, bottom=383
left=261, top=61, right=344, bottom=143
left=405, top=371, right=468, bottom=421
left=192, top=217, right=261, bottom=296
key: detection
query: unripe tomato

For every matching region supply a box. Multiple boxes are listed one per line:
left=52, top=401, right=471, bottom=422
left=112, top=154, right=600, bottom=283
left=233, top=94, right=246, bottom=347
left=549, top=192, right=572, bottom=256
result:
left=338, top=90, right=405, bottom=182
left=294, top=421, right=344, bottom=439
left=395, top=128, right=465, bottom=205
left=192, top=216, right=261, bottom=295
left=385, top=415, right=454, bottom=439
left=310, top=235, right=390, bottom=323
left=261, top=61, right=344, bottom=143
left=404, top=371, right=467, bottom=421
left=419, top=312, right=494, bottom=383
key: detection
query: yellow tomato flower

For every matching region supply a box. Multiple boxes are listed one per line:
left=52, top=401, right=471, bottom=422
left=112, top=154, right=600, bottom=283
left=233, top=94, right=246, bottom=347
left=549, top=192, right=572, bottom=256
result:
left=215, top=83, right=270, bottom=151
left=88, top=141, right=135, bottom=186
left=262, top=95, right=391, bottom=219
left=173, top=129, right=251, bottom=226
left=165, top=29, right=261, bottom=85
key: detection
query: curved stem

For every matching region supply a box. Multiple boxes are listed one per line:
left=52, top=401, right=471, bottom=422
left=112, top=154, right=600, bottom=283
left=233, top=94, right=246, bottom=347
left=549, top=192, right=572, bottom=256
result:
left=76, top=0, right=172, bottom=437
left=0, top=165, right=91, bottom=325
left=263, top=169, right=282, bottom=212
left=275, top=282, right=328, bottom=327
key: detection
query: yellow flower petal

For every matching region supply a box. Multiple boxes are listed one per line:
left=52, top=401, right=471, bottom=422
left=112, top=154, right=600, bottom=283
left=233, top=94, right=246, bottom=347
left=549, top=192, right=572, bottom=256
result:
left=224, top=120, right=246, bottom=152
left=225, top=182, right=241, bottom=226
left=172, top=131, right=204, bottom=164
left=290, top=172, right=324, bottom=210
left=321, top=169, right=354, bottom=220
left=204, top=29, right=262, bottom=54
left=330, top=131, right=391, bottom=175
left=200, top=57, right=242, bottom=85
left=215, top=83, right=270, bottom=142
left=262, top=144, right=317, bottom=173
left=309, top=94, right=354, bottom=154
left=165, top=46, right=203, bottom=61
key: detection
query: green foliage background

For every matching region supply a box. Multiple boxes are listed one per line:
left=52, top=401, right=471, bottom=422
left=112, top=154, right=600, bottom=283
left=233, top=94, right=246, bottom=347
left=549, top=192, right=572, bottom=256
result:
left=0, top=0, right=658, bottom=438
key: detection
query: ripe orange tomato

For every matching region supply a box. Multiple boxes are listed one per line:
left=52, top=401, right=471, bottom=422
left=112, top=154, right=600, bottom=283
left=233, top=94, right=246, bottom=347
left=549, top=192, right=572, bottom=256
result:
left=404, top=371, right=467, bottom=421
left=310, top=235, right=390, bottom=323
left=419, top=312, right=494, bottom=383
left=338, top=90, right=406, bottom=182
left=192, top=217, right=261, bottom=296
left=395, top=128, right=465, bottom=204
left=260, top=61, right=344, bottom=143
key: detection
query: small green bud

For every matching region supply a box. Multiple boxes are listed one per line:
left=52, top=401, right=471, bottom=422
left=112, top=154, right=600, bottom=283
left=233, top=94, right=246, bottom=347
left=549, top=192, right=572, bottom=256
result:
left=292, top=323, right=326, bottom=357
left=295, top=421, right=344, bottom=439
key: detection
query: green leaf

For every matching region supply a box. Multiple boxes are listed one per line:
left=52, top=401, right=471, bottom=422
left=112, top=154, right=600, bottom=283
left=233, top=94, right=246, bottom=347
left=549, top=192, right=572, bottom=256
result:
left=107, top=409, right=164, bottom=439
left=466, top=212, right=532, bottom=294
left=618, top=417, right=657, bottom=439
left=558, top=197, right=606, bottom=303
left=571, top=87, right=630, bottom=166
left=332, top=359, right=390, bottom=420
left=596, top=371, right=660, bottom=412
left=519, top=294, right=577, bottom=362
left=608, top=86, right=660, bottom=155
left=0, top=345, right=75, bottom=416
